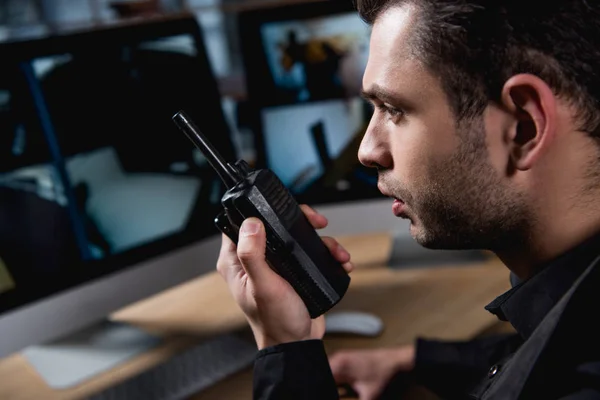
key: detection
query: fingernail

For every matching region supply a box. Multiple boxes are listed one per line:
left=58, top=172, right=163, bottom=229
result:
left=241, top=220, right=260, bottom=236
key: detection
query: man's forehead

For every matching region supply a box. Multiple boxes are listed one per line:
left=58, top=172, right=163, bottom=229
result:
left=370, top=3, right=419, bottom=60
left=363, top=4, right=422, bottom=89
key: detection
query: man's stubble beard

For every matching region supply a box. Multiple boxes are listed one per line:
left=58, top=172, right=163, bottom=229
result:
left=387, top=118, right=533, bottom=251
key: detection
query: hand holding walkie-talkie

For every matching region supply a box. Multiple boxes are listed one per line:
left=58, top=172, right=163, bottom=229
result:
left=172, top=111, right=350, bottom=318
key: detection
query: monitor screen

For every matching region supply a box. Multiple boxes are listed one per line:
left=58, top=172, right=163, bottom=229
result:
left=238, top=1, right=382, bottom=206
left=0, top=23, right=234, bottom=313
left=261, top=97, right=380, bottom=203
left=259, top=11, right=369, bottom=105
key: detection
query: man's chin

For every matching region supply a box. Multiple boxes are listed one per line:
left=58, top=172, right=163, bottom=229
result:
left=409, top=222, right=454, bottom=250
left=406, top=217, right=458, bottom=249
left=411, top=227, right=481, bottom=251
left=409, top=225, right=435, bottom=249
left=407, top=221, right=434, bottom=248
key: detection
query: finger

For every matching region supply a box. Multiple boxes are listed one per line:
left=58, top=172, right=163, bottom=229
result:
left=329, top=353, right=350, bottom=383
left=217, top=233, right=242, bottom=284
left=321, top=237, right=354, bottom=273
left=322, top=237, right=351, bottom=263
left=355, top=383, right=379, bottom=400
left=300, top=204, right=328, bottom=229
left=342, top=262, right=355, bottom=274
left=237, top=218, right=279, bottom=285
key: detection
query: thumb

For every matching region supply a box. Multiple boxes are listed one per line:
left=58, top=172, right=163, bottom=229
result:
left=237, top=218, right=276, bottom=284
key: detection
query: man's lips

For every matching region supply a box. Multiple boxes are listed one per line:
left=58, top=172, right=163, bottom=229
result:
left=378, top=184, right=407, bottom=217
left=392, top=199, right=406, bottom=217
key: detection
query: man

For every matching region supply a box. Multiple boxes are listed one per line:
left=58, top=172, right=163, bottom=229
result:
left=217, top=0, right=600, bottom=398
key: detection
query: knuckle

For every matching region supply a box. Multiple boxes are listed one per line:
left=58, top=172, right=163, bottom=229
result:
left=236, top=246, right=259, bottom=263
left=330, top=353, right=347, bottom=367
left=216, top=258, right=231, bottom=276
left=216, top=258, right=226, bottom=273
left=323, top=236, right=336, bottom=246
left=217, top=249, right=237, bottom=269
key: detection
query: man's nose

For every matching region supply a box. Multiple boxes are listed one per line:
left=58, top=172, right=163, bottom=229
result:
left=358, top=124, right=392, bottom=170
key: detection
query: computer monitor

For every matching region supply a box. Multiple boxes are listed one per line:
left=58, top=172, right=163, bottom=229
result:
left=237, top=0, right=406, bottom=238
left=0, top=14, right=235, bottom=382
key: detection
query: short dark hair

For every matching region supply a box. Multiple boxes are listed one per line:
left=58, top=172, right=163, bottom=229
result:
left=356, top=0, right=600, bottom=138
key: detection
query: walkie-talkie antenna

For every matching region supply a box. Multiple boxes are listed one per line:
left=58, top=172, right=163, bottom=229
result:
left=173, top=111, right=240, bottom=189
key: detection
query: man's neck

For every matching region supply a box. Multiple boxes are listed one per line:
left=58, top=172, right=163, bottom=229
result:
left=496, top=192, right=600, bottom=280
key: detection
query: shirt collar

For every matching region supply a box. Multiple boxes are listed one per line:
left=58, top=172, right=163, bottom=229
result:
left=485, top=231, right=600, bottom=339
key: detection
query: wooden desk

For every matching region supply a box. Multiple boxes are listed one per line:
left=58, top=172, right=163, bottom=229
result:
left=0, top=234, right=512, bottom=400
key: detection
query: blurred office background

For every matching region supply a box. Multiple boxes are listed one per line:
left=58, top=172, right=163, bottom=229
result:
left=0, top=0, right=269, bottom=163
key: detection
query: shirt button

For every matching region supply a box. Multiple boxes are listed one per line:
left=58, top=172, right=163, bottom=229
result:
left=488, top=364, right=500, bottom=378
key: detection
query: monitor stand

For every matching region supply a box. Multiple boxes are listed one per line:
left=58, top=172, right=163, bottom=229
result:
left=22, top=319, right=161, bottom=389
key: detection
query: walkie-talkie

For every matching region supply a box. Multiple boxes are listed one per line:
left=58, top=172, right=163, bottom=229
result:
left=172, top=111, right=350, bottom=318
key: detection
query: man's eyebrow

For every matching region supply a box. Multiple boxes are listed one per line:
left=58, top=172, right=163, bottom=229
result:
left=360, top=89, right=376, bottom=101
left=361, top=84, right=404, bottom=106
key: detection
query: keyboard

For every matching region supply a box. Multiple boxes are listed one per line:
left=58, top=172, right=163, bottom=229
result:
left=88, top=333, right=258, bottom=400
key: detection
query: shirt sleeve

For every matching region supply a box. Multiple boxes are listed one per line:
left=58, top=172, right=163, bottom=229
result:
left=413, top=333, right=523, bottom=399
left=253, top=340, right=339, bottom=400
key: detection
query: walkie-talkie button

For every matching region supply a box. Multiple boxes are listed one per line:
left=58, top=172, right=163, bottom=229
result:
left=265, top=239, right=276, bottom=252
left=266, top=236, right=284, bottom=253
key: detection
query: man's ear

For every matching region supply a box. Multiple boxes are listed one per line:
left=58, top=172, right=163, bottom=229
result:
left=500, top=74, right=557, bottom=171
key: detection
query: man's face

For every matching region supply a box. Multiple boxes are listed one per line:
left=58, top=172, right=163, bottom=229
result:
left=359, top=5, right=529, bottom=250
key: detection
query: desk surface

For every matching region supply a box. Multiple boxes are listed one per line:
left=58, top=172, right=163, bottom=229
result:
left=0, top=233, right=511, bottom=400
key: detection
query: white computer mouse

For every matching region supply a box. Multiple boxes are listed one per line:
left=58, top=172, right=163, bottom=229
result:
left=324, top=311, right=384, bottom=337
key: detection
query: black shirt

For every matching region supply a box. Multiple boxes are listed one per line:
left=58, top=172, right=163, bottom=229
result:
left=253, top=232, right=600, bottom=399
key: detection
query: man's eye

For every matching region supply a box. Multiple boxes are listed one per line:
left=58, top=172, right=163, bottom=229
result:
left=377, top=104, right=403, bottom=120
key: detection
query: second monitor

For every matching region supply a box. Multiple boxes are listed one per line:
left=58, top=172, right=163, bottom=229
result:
left=238, top=0, right=402, bottom=237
